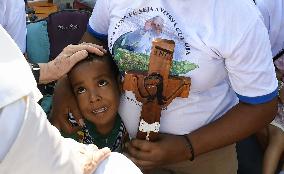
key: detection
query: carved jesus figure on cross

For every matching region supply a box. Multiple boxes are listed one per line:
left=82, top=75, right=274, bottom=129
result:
left=123, top=38, right=191, bottom=141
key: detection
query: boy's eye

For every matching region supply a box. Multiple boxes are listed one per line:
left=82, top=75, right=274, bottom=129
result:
left=76, top=87, right=86, bottom=94
left=98, top=80, right=108, bottom=87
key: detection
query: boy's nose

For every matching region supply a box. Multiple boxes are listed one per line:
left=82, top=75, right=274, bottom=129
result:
left=90, top=93, right=102, bottom=103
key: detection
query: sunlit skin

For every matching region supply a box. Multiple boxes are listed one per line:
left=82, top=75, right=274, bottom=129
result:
left=68, top=60, right=120, bottom=135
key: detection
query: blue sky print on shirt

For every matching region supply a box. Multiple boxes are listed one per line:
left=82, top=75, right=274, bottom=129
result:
left=111, top=7, right=198, bottom=75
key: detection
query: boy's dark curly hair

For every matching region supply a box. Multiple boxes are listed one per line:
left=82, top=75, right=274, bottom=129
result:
left=69, top=51, right=120, bottom=78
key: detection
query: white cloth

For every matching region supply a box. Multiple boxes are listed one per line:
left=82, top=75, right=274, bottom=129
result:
left=94, top=152, right=143, bottom=174
left=0, top=99, right=25, bottom=161
left=0, top=0, right=26, bottom=53
left=0, top=96, right=83, bottom=174
left=88, top=0, right=278, bottom=137
left=256, top=0, right=284, bottom=57
left=0, top=25, right=81, bottom=173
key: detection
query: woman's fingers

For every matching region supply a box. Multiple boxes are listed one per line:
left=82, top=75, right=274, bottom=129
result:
left=68, top=49, right=88, bottom=64
left=126, top=140, right=153, bottom=161
left=129, top=139, right=152, bottom=152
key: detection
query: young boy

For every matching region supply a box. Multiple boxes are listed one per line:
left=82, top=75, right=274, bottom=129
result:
left=52, top=53, right=127, bottom=152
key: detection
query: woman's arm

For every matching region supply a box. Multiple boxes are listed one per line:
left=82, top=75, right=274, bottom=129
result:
left=188, top=98, right=277, bottom=159
left=126, top=98, right=278, bottom=169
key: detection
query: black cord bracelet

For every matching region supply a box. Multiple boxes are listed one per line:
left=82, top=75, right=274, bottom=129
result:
left=182, top=135, right=195, bottom=161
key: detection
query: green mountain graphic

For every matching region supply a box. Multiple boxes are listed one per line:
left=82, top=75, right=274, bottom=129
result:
left=114, top=48, right=198, bottom=75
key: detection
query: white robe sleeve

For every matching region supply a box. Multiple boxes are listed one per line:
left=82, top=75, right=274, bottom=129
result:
left=0, top=99, right=25, bottom=161
left=0, top=96, right=84, bottom=174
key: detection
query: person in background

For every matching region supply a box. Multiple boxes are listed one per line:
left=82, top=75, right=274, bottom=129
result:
left=76, top=0, right=96, bottom=9
left=52, top=0, right=278, bottom=173
left=53, top=0, right=74, bottom=9
left=0, top=0, right=26, bottom=53
left=261, top=58, right=284, bottom=174
left=254, top=0, right=284, bottom=173
left=50, top=52, right=128, bottom=152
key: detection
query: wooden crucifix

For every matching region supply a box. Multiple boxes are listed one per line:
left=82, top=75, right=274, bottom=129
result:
left=123, top=38, right=191, bottom=141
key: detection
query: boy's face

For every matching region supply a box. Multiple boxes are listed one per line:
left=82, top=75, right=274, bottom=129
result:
left=69, top=60, right=120, bottom=128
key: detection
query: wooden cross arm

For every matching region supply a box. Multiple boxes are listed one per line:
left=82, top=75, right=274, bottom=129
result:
left=123, top=72, right=191, bottom=106
left=123, top=72, right=149, bottom=103
left=161, top=77, right=190, bottom=107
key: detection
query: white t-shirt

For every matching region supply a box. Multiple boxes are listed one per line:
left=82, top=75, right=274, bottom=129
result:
left=88, top=0, right=278, bottom=138
left=255, top=0, right=284, bottom=57
left=0, top=0, right=26, bottom=53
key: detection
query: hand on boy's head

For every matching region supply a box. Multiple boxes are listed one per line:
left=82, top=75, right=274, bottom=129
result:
left=80, top=42, right=107, bottom=55
left=40, top=44, right=107, bottom=83
left=50, top=76, right=84, bottom=134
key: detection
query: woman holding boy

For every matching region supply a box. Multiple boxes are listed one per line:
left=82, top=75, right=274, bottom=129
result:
left=52, top=0, right=278, bottom=173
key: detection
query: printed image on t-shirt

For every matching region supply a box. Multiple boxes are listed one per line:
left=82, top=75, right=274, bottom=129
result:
left=111, top=10, right=198, bottom=76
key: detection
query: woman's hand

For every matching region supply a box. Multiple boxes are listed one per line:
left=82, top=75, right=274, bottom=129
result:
left=125, top=133, right=189, bottom=170
left=49, top=76, right=83, bottom=134
left=39, top=43, right=106, bottom=84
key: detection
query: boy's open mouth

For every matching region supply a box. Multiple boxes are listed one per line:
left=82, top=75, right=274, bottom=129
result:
left=92, top=107, right=107, bottom=114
